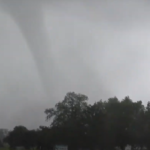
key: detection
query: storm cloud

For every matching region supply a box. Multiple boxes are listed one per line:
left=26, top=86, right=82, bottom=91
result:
left=0, top=0, right=150, bottom=129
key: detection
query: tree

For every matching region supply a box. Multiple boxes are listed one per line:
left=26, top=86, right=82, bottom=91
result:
left=45, top=92, right=89, bottom=148
left=81, top=100, right=106, bottom=149
left=4, top=126, right=28, bottom=148
left=103, top=97, right=121, bottom=150
left=143, top=101, right=150, bottom=149
left=45, top=92, right=88, bottom=127
left=22, top=130, right=37, bottom=149
left=5, top=93, right=150, bottom=150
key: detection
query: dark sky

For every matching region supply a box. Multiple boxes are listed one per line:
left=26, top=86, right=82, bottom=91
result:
left=0, top=0, right=150, bottom=129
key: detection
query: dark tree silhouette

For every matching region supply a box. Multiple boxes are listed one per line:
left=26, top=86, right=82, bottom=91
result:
left=4, top=92, right=150, bottom=150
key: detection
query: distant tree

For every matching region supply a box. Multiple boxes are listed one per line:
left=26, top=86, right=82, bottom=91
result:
left=0, top=129, right=8, bottom=142
left=4, top=126, right=28, bottom=149
left=144, top=101, right=150, bottom=149
left=22, top=130, right=37, bottom=149
left=103, top=97, right=120, bottom=150
left=4, top=93, right=150, bottom=150
left=45, top=92, right=89, bottom=148
left=81, top=100, right=106, bottom=149
left=45, top=92, right=88, bottom=127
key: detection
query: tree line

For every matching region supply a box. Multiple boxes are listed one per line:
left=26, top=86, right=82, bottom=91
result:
left=3, top=92, right=150, bottom=150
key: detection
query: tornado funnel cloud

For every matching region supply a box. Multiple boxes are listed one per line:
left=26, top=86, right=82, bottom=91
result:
left=1, top=1, right=56, bottom=99
left=0, top=0, right=112, bottom=104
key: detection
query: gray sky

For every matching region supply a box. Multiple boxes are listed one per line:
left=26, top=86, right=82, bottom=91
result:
left=0, top=0, right=150, bottom=129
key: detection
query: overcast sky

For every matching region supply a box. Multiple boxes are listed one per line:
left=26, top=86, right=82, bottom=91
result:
left=0, top=0, right=150, bottom=129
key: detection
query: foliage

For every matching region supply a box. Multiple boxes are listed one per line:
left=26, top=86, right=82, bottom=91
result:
left=4, top=92, right=150, bottom=150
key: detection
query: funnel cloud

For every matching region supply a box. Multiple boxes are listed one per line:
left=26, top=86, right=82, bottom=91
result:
left=0, top=0, right=150, bottom=129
